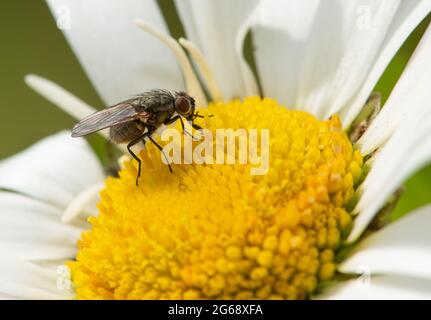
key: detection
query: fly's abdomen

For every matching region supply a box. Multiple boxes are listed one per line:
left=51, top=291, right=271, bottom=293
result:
left=109, top=121, right=143, bottom=143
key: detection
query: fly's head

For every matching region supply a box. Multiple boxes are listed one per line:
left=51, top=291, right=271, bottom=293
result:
left=174, top=91, right=195, bottom=121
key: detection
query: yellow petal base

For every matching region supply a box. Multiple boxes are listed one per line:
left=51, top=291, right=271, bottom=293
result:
left=69, top=97, right=363, bottom=299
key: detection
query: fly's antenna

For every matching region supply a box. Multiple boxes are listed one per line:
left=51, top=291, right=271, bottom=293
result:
left=193, top=111, right=213, bottom=120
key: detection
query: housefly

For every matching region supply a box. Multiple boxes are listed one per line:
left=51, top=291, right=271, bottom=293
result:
left=71, top=90, right=205, bottom=185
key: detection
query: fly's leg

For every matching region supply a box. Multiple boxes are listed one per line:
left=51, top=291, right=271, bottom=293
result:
left=127, top=130, right=153, bottom=186
left=191, top=111, right=213, bottom=131
left=191, top=123, right=203, bottom=131
left=147, top=135, right=173, bottom=173
left=164, top=116, right=200, bottom=141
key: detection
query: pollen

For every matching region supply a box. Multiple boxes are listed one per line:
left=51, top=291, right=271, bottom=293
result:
left=68, top=96, right=363, bottom=300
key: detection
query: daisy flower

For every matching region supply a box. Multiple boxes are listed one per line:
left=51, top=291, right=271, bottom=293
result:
left=1, top=0, right=431, bottom=299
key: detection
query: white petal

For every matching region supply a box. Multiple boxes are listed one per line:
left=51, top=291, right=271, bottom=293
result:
left=342, top=0, right=431, bottom=125
left=348, top=23, right=431, bottom=240
left=46, top=0, right=184, bottom=104
left=359, top=22, right=431, bottom=154
left=254, top=0, right=399, bottom=117
left=25, top=74, right=97, bottom=121
left=318, top=275, right=431, bottom=300
left=0, top=252, right=73, bottom=299
left=133, top=20, right=207, bottom=107
left=62, top=182, right=103, bottom=223
left=349, top=84, right=431, bottom=241
left=253, top=0, right=431, bottom=121
left=252, top=0, right=320, bottom=109
left=0, top=131, right=104, bottom=209
left=24, top=74, right=112, bottom=140
left=179, top=38, right=224, bottom=102
left=174, top=0, right=259, bottom=99
left=0, top=192, right=83, bottom=261
left=341, top=205, right=431, bottom=279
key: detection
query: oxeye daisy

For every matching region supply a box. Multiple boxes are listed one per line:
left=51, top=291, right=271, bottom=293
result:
left=1, top=0, right=431, bottom=299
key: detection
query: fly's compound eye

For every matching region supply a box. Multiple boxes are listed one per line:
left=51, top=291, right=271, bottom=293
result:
left=175, top=96, right=191, bottom=115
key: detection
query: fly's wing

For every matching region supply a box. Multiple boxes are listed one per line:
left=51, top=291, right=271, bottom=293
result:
left=72, top=102, right=144, bottom=137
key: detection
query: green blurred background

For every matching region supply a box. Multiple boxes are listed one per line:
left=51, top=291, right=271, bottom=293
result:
left=0, top=1, right=430, bottom=219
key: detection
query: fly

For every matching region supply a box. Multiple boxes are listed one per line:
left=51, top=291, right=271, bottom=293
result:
left=71, top=90, right=206, bottom=185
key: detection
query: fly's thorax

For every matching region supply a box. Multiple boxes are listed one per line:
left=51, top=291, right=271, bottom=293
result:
left=135, top=90, right=176, bottom=113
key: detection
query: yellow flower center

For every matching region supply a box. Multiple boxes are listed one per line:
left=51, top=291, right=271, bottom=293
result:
left=69, top=96, right=363, bottom=299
